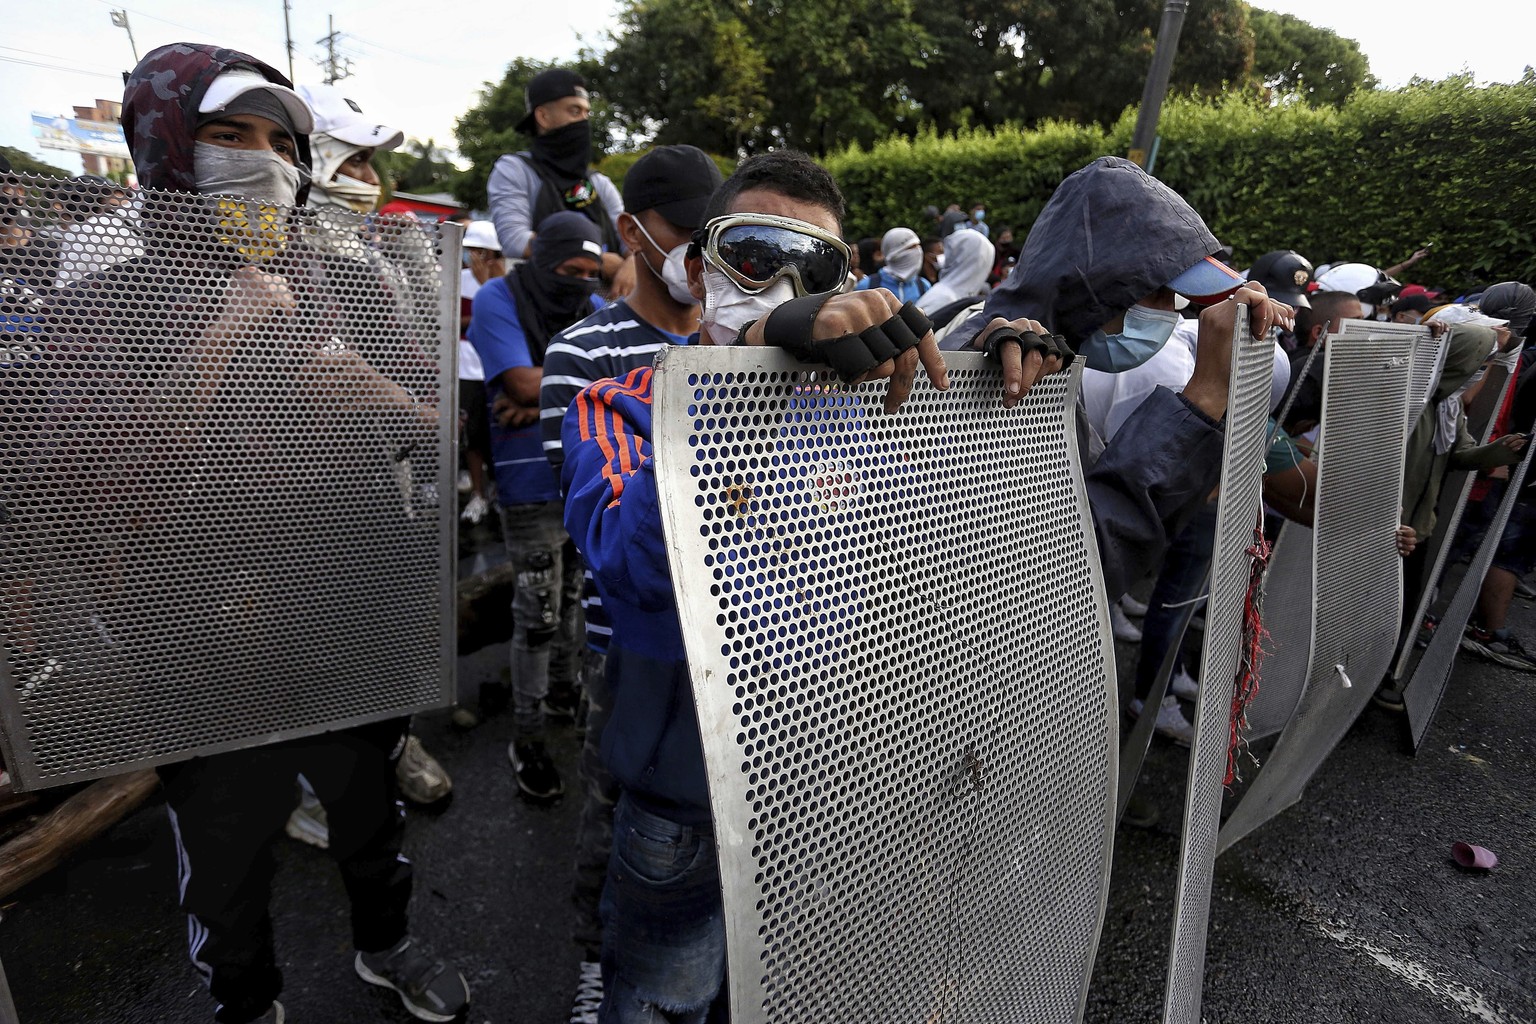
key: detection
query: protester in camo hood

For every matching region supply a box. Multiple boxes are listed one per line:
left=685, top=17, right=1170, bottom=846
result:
left=297, top=82, right=404, bottom=215
left=48, top=42, right=474, bottom=1024
left=125, top=43, right=313, bottom=203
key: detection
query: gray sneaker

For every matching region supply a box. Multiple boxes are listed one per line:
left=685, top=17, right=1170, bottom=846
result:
left=284, top=790, right=329, bottom=850
left=356, top=936, right=469, bottom=1022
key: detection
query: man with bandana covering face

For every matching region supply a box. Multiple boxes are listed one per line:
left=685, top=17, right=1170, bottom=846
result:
left=467, top=210, right=607, bottom=803
left=32, top=43, right=471, bottom=1024
left=487, top=67, right=627, bottom=280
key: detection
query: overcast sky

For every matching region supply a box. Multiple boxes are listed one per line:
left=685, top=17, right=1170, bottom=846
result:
left=3, top=0, right=1529, bottom=176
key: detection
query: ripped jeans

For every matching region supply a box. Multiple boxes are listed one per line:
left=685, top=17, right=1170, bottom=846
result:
left=500, top=500, right=581, bottom=740
left=601, top=794, right=727, bottom=1023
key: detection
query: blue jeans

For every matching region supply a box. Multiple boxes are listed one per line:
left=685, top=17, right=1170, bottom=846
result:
left=1134, top=501, right=1219, bottom=700
left=599, top=794, right=726, bottom=1023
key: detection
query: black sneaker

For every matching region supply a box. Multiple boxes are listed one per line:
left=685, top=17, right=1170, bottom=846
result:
left=1414, top=614, right=1439, bottom=649
left=1462, top=625, right=1536, bottom=672
left=355, top=936, right=470, bottom=1022
left=509, top=739, right=564, bottom=801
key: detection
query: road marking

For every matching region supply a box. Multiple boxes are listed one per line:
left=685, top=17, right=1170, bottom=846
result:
left=1305, top=911, right=1530, bottom=1024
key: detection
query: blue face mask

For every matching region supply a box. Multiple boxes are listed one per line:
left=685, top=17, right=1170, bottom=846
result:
left=1080, top=304, right=1180, bottom=373
left=972, top=209, right=986, bottom=222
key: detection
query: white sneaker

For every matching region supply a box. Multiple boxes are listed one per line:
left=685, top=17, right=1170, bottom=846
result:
left=1109, top=602, right=1143, bottom=642
left=1129, top=695, right=1195, bottom=747
left=569, top=960, right=603, bottom=1023
left=461, top=493, right=490, bottom=524
left=1170, top=665, right=1200, bottom=701
left=457, top=469, right=473, bottom=494
left=1119, top=594, right=1149, bottom=618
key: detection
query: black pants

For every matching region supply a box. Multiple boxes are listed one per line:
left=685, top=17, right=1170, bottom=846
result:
left=157, top=719, right=412, bottom=1023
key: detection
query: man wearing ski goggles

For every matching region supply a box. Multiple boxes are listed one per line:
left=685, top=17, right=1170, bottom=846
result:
left=686, top=203, right=1072, bottom=412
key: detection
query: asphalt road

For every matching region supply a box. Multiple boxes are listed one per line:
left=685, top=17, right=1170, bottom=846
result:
left=2, top=540, right=1533, bottom=1024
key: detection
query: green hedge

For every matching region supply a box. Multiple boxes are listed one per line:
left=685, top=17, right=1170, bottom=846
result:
left=823, top=79, right=1536, bottom=293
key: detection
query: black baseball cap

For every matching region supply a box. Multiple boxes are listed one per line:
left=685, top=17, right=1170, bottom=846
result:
left=517, top=68, right=590, bottom=134
left=621, top=145, right=724, bottom=230
left=1246, top=249, right=1314, bottom=308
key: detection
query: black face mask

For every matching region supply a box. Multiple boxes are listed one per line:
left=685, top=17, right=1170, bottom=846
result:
left=530, top=119, right=593, bottom=185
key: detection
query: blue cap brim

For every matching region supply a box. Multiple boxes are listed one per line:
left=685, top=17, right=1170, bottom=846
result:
left=1168, top=254, right=1245, bottom=304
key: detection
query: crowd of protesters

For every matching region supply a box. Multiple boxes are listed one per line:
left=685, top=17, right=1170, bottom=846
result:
left=2, top=43, right=1534, bottom=1024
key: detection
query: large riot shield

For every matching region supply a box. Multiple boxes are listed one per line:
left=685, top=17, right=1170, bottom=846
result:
left=1389, top=355, right=1518, bottom=684
left=0, top=176, right=458, bottom=791
left=1218, top=335, right=1414, bottom=852
left=653, top=348, right=1116, bottom=1024
left=1405, top=434, right=1536, bottom=750
left=1240, top=322, right=1439, bottom=742
left=1163, top=308, right=1274, bottom=1024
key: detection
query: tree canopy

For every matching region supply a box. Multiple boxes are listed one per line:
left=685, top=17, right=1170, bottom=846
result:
left=454, top=1, right=1374, bottom=175
left=1, top=146, right=72, bottom=179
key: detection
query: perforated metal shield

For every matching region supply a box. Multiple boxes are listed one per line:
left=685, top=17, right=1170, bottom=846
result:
left=1389, top=358, right=1517, bottom=681
left=1163, top=308, right=1274, bottom=1024
left=1236, top=521, right=1312, bottom=740
left=1336, top=319, right=1442, bottom=434
left=652, top=348, right=1116, bottom=1024
left=1217, top=336, right=1413, bottom=852
left=0, top=176, right=458, bottom=791
left=1404, top=431, right=1536, bottom=750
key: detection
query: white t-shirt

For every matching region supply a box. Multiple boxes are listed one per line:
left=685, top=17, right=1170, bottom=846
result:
left=458, top=267, right=485, bottom=381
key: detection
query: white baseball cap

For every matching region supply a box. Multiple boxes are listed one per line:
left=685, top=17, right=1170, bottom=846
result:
left=295, top=82, right=404, bottom=152
left=199, top=70, right=314, bottom=136
left=463, top=220, right=501, bottom=252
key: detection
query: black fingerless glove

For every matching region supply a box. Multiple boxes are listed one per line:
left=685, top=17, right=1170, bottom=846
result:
left=758, top=294, right=933, bottom=383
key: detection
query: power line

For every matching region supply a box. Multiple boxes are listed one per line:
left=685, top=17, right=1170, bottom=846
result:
left=0, top=54, right=123, bottom=80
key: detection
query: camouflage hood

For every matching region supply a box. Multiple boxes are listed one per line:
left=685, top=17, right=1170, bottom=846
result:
left=123, top=42, right=312, bottom=204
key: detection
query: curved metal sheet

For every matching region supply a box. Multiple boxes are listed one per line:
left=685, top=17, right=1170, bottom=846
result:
left=652, top=348, right=1117, bottom=1024
left=1233, top=520, right=1312, bottom=740
left=1389, top=358, right=1517, bottom=681
left=1218, top=335, right=1413, bottom=853
left=1163, top=307, right=1274, bottom=1024
left=1405, top=437, right=1536, bottom=750
left=1336, top=319, right=1443, bottom=434
left=0, top=176, right=458, bottom=790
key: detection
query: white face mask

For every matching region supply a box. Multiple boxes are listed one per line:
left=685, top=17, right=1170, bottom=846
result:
left=699, top=267, right=794, bottom=346
left=884, top=242, right=923, bottom=282
left=632, top=217, right=697, bottom=305
left=315, top=171, right=380, bottom=214
left=194, top=142, right=301, bottom=206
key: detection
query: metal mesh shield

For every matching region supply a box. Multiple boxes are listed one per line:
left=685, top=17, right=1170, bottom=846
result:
left=1389, top=359, right=1516, bottom=681
left=0, top=175, right=458, bottom=790
left=1236, top=521, right=1312, bottom=740
left=1217, top=336, right=1413, bottom=852
left=652, top=348, right=1116, bottom=1024
left=1336, top=319, right=1443, bottom=434
left=1240, top=324, right=1440, bottom=738
left=1405, top=433, right=1536, bottom=750
left=1163, top=308, right=1274, bottom=1024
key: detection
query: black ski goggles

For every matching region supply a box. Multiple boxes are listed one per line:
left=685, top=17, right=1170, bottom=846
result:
left=693, top=214, right=852, bottom=297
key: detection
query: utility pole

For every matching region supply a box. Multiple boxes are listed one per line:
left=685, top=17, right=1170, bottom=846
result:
left=1127, top=0, right=1189, bottom=172
left=315, top=14, right=353, bottom=85
left=282, top=0, right=296, bottom=82
left=110, top=9, right=140, bottom=64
